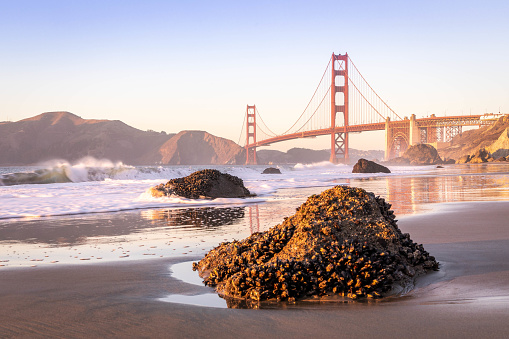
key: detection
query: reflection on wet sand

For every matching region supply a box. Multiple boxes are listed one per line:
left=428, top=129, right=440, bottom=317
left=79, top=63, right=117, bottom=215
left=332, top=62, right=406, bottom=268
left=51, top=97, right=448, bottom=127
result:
left=349, top=167, right=509, bottom=216
left=141, top=207, right=245, bottom=228
left=0, top=207, right=247, bottom=246
left=0, top=213, right=152, bottom=246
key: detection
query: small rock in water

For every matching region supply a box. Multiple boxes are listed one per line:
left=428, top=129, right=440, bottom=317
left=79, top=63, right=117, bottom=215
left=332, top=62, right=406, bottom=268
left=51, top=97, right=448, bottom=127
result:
left=150, top=169, right=253, bottom=199
left=193, top=185, right=439, bottom=304
left=352, top=158, right=390, bottom=174
left=262, top=167, right=282, bottom=174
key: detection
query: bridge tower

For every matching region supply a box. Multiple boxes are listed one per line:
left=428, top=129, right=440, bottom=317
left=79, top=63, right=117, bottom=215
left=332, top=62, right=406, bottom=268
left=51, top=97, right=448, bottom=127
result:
left=330, top=53, right=349, bottom=163
left=245, top=105, right=257, bottom=165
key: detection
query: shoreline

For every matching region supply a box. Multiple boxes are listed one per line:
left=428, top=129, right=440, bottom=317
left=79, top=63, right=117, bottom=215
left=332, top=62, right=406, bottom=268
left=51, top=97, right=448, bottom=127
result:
left=1, top=200, right=509, bottom=337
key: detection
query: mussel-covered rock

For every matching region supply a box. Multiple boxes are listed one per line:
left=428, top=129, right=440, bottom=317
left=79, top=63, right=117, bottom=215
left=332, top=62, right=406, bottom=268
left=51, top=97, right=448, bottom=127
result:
left=150, top=169, right=252, bottom=199
left=193, top=185, right=438, bottom=302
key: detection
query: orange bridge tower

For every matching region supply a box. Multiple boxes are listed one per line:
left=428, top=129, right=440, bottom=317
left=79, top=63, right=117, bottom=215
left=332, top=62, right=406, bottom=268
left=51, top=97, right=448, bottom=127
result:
left=330, top=53, right=349, bottom=163
left=245, top=105, right=257, bottom=165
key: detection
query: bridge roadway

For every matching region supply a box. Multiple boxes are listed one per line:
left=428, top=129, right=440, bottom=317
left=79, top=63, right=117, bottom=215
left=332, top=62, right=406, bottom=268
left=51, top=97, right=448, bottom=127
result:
left=246, top=114, right=489, bottom=149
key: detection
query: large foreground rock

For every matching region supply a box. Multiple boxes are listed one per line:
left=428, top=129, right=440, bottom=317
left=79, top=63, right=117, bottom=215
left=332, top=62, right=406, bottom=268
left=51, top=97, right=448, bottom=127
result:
left=352, top=158, right=390, bottom=173
left=150, top=169, right=252, bottom=199
left=193, top=186, right=438, bottom=304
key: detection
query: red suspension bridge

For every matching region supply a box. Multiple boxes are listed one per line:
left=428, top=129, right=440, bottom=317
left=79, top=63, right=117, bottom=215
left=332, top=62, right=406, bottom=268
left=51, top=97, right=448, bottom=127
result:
left=239, top=53, right=501, bottom=164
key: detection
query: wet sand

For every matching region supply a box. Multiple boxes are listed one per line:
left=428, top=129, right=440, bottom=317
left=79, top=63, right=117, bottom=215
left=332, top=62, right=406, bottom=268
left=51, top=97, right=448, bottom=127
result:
left=1, top=200, right=509, bottom=338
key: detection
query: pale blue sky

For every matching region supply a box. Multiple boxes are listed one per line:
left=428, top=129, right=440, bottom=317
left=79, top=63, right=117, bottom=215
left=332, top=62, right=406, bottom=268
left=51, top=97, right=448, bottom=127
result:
left=1, top=0, right=508, bottom=150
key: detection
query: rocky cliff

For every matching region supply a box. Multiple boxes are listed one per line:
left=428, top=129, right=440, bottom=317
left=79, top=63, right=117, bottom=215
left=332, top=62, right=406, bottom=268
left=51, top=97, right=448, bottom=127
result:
left=439, top=115, right=509, bottom=162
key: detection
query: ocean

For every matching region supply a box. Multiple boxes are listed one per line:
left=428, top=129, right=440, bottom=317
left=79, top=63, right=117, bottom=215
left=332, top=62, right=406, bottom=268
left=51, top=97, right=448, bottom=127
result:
left=1, top=159, right=509, bottom=271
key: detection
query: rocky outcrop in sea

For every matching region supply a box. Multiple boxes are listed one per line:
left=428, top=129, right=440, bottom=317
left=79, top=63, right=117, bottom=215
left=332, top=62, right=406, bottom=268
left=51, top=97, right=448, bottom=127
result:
left=193, top=186, right=438, bottom=305
left=262, top=167, right=282, bottom=174
left=352, top=159, right=391, bottom=173
left=150, top=169, right=252, bottom=199
left=389, top=144, right=443, bottom=165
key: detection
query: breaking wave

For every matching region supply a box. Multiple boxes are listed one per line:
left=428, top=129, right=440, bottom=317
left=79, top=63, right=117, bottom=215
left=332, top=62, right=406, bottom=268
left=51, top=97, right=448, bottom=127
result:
left=0, top=157, right=139, bottom=186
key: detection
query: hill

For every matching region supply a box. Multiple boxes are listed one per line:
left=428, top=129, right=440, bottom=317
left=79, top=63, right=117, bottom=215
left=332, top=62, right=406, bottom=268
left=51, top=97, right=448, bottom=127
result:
left=0, top=112, right=245, bottom=165
left=150, top=130, right=245, bottom=165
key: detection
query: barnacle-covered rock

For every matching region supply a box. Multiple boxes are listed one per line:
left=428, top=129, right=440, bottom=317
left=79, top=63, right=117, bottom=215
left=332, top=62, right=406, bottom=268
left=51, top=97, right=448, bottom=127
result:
left=150, top=169, right=253, bottom=199
left=193, top=185, right=438, bottom=303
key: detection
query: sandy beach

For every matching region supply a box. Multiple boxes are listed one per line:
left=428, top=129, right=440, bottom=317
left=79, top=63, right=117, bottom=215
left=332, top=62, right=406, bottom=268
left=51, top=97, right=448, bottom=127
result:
left=1, top=200, right=508, bottom=338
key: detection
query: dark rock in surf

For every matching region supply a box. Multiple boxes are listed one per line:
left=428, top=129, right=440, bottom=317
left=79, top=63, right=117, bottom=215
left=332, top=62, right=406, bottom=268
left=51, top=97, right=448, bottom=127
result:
left=150, top=169, right=252, bottom=199
left=262, top=167, right=282, bottom=174
left=193, top=186, right=438, bottom=304
left=352, top=158, right=391, bottom=174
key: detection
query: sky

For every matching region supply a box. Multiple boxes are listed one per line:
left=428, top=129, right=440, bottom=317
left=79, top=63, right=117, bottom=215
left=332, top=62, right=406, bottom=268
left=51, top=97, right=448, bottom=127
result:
left=1, top=0, right=508, bottom=151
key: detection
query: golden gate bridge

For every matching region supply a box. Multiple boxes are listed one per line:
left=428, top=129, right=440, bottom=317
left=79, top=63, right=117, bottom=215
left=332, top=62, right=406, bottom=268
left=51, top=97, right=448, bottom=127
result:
left=239, top=53, right=500, bottom=164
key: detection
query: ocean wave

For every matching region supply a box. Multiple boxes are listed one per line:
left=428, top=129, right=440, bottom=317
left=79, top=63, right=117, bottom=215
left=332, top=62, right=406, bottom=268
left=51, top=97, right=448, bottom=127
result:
left=0, top=160, right=283, bottom=187
left=0, top=161, right=440, bottom=220
left=0, top=157, right=139, bottom=186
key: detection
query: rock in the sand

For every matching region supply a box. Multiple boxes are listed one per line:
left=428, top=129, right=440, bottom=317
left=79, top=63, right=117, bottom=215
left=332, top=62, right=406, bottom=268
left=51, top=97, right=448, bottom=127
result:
left=150, top=169, right=252, bottom=199
left=352, top=158, right=391, bottom=174
left=262, top=167, right=282, bottom=174
left=193, top=186, right=438, bottom=303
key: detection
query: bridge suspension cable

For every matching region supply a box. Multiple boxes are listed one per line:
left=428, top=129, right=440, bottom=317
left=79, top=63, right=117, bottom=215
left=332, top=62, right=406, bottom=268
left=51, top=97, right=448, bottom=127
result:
left=237, top=111, right=247, bottom=146
left=255, top=107, right=278, bottom=138
left=280, top=58, right=332, bottom=135
left=348, top=60, right=399, bottom=126
left=348, top=57, right=402, bottom=121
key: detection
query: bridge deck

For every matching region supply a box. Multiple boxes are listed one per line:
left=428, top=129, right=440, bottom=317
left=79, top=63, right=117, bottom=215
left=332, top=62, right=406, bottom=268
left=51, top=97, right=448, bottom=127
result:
left=247, top=115, right=489, bottom=148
